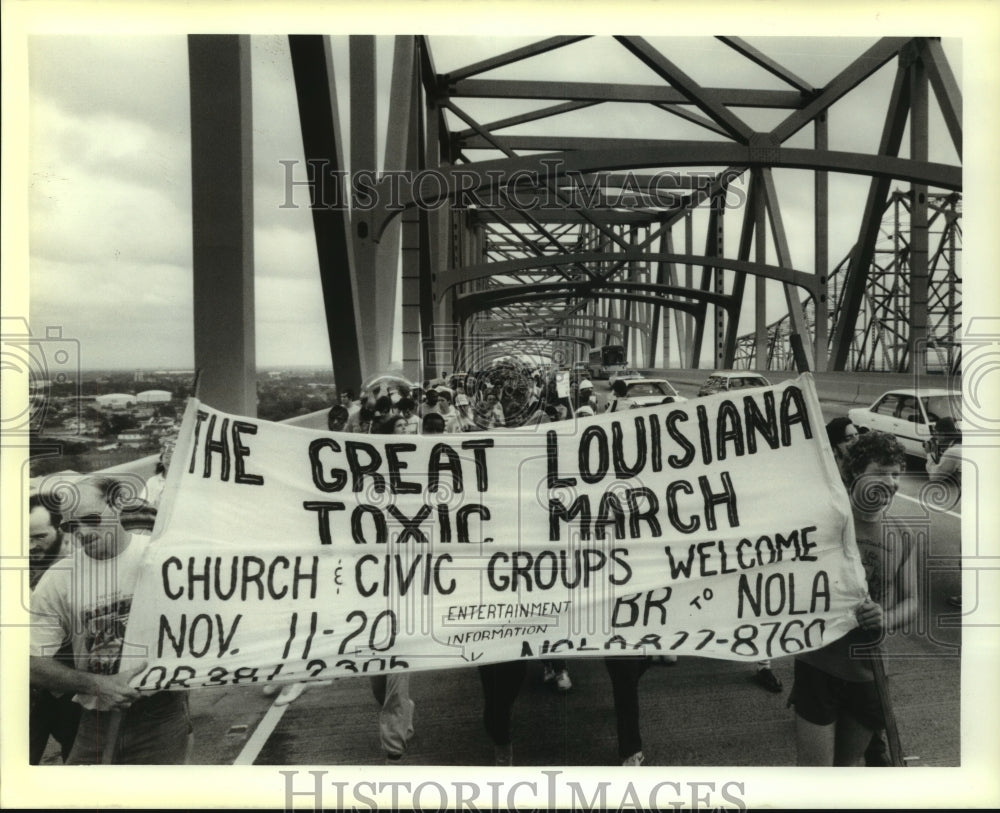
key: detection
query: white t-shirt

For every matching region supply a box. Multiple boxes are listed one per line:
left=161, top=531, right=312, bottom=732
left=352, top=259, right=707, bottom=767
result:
left=31, top=534, right=151, bottom=710
left=141, top=472, right=167, bottom=507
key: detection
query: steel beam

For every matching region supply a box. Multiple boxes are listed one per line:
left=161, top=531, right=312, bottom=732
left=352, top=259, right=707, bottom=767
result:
left=349, top=36, right=380, bottom=374
left=921, top=38, right=962, bottom=160
left=716, top=36, right=815, bottom=94
left=615, top=36, right=754, bottom=143
left=464, top=290, right=704, bottom=320
left=761, top=168, right=816, bottom=371
left=813, top=113, right=829, bottom=371
left=909, top=53, right=930, bottom=374
left=769, top=37, right=910, bottom=143
left=374, top=36, right=416, bottom=374
left=437, top=251, right=817, bottom=299
left=723, top=172, right=758, bottom=369
left=371, top=144, right=959, bottom=239
left=189, top=35, right=256, bottom=416
left=288, top=35, right=364, bottom=393
left=829, top=60, right=912, bottom=370
left=455, top=100, right=599, bottom=140
left=449, top=79, right=804, bottom=109
left=445, top=36, right=591, bottom=82
left=754, top=169, right=768, bottom=369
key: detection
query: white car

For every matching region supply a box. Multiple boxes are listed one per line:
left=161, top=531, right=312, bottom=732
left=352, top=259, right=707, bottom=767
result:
left=608, top=368, right=641, bottom=386
left=697, top=370, right=771, bottom=397
left=847, top=388, right=962, bottom=458
left=607, top=378, right=686, bottom=411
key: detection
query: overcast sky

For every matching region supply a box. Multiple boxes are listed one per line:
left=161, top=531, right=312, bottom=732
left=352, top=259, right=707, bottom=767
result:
left=16, top=29, right=967, bottom=371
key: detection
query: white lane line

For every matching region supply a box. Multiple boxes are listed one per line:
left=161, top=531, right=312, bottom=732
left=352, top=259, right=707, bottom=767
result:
left=233, top=701, right=289, bottom=765
left=894, top=490, right=962, bottom=520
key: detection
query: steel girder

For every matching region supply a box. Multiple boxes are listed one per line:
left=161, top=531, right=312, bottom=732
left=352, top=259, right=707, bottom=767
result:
left=287, top=35, right=960, bottom=377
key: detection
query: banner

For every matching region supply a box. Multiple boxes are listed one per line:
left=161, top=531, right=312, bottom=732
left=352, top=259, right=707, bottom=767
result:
left=123, top=373, right=868, bottom=692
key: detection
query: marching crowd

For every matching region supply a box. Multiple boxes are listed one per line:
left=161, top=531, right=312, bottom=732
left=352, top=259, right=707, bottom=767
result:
left=27, top=365, right=959, bottom=766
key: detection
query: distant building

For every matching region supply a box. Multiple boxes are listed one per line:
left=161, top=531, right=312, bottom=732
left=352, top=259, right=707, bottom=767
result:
left=137, top=389, right=172, bottom=404
left=117, top=432, right=146, bottom=448
left=95, top=393, right=136, bottom=409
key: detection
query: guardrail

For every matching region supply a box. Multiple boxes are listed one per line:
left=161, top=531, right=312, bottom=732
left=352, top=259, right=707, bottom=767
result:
left=636, top=368, right=960, bottom=405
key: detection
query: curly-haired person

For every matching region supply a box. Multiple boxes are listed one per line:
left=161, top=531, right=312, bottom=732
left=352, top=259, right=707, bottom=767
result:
left=790, top=431, right=917, bottom=766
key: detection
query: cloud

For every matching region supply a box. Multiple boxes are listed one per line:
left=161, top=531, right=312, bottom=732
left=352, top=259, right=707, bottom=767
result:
left=29, top=153, right=192, bottom=268
left=254, top=275, right=334, bottom=368
left=29, top=35, right=190, bottom=127
left=254, top=223, right=320, bottom=280
left=30, top=256, right=193, bottom=369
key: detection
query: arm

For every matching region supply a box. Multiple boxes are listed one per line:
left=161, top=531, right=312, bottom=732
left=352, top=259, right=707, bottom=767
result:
left=30, top=655, right=146, bottom=708
left=855, top=542, right=919, bottom=633
left=926, top=443, right=960, bottom=481
left=884, top=546, right=919, bottom=633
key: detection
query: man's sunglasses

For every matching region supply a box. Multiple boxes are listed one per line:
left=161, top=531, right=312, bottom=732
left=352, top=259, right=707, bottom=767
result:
left=60, top=513, right=106, bottom=533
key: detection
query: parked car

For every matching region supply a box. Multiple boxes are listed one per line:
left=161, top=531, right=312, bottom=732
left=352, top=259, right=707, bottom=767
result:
left=848, top=388, right=963, bottom=458
left=609, top=368, right=641, bottom=385
left=607, top=378, right=686, bottom=411
left=697, top=370, right=771, bottom=397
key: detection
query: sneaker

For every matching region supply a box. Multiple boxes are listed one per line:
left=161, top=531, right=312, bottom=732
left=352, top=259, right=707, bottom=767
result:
left=274, top=682, right=307, bottom=706
left=622, top=751, right=645, bottom=766
left=261, top=683, right=281, bottom=697
left=946, top=595, right=962, bottom=609
left=554, top=669, right=572, bottom=692
left=751, top=667, right=783, bottom=694
left=494, top=744, right=513, bottom=766
left=542, top=665, right=556, bottom=683
left=652, top=654, right=678, bottom=665
left=385, top=752, right=404, bottom=765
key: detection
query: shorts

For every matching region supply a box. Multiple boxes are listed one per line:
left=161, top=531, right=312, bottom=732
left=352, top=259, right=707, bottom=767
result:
left=67, top=692, right=192, bottom=765
left=789, top=659, right=885, bottom=731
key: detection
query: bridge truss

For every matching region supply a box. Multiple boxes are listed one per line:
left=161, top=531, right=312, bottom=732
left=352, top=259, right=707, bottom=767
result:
left=188, top=35, right=962, bottom=400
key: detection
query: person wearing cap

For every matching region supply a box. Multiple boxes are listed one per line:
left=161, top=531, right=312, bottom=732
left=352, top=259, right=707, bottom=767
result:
left=577, top=378, right=597, bottom=412
left=453, top=385, right=474, bottom=430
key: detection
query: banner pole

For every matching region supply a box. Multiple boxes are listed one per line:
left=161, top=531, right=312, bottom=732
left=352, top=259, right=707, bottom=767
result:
left=866, top=638, right=906, bottom=767
left=100, top=710, right=123, bottom=764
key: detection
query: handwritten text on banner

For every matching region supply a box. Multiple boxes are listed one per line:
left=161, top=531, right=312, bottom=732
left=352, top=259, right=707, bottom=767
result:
left=124, top=374, right=868, bottom=691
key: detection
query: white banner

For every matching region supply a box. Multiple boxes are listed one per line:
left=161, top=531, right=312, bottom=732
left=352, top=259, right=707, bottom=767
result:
left=123, top=373, right=868, bottom=692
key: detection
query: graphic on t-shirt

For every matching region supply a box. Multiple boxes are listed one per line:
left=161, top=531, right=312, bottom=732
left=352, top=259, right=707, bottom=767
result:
left=82, top=598, right=133, bottom=675
left=857, top=535, right=893, bottom=606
